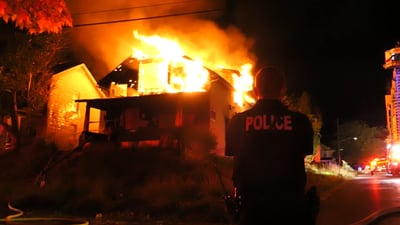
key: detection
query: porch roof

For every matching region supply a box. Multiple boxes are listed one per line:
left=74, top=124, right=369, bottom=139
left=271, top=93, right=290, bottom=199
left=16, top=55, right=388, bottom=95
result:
left=75, top=91, right=210, bottom=112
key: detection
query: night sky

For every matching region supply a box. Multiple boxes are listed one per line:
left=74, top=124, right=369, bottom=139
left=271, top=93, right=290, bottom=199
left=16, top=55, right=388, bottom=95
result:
left=225, top=0, right=400, bottom=137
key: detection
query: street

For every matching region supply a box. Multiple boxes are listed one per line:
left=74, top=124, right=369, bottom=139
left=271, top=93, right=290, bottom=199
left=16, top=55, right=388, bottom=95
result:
left=317, top=172, right=400, bottom=225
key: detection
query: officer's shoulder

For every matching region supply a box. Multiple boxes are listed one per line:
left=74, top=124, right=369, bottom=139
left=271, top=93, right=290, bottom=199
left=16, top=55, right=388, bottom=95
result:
left=229, top=111, right=246, bottom=122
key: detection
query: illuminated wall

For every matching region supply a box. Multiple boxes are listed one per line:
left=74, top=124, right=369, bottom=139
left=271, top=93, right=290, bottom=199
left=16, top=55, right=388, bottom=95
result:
left=46, top=64, right=106, bottom=151
left=394, top=69, right=400, bottom=142
left=384, top=47, right=400, bottom=145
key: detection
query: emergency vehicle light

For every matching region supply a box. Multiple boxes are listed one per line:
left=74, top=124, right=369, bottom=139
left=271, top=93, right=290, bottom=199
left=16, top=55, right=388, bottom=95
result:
left=391, top=144, right=400, bottom=160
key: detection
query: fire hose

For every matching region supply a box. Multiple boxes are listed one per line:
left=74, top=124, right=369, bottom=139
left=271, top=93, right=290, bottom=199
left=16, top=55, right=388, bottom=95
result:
left=35, top=135, right=94, bottom=187
left=0, top=203, right=89, bottom=224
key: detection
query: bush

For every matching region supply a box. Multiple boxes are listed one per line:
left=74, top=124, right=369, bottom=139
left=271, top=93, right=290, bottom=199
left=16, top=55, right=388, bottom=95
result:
left=0, top=141, right=347, bottom=223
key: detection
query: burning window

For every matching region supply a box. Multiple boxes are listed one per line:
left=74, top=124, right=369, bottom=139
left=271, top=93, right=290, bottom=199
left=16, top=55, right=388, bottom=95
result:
left=136, top=56, right=209, bottom=95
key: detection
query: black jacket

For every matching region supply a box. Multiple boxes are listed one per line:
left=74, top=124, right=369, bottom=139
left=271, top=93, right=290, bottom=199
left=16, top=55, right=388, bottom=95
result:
left=226, top=99, right=314, bottom=197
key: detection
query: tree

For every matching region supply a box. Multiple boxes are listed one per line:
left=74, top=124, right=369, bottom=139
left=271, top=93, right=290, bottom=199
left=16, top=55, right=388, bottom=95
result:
left=0, top=0, right=73, bottom=113
left=332, top=120, right=387, bottom=163
left=0, top=26, right=69, bottom=113
left=283, top=91, right=323, bottom=157
left=0, top=0, right=72, bottom=34
left=284, top=91, right=322, bottom=134
left=0, top=0, right=73, bottom=147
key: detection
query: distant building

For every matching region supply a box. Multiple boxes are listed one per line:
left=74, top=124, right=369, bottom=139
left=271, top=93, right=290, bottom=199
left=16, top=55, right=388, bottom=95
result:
left=383, top=46, right=400, bottom=144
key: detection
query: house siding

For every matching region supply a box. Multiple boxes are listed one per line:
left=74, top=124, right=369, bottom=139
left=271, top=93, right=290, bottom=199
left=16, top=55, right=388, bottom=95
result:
left=46, top=64, right=105, bottom=150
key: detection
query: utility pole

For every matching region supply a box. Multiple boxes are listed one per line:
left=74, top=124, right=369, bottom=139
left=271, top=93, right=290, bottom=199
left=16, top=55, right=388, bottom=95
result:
left=336, top=118, right=357, bottom=167
left=336, top=118, right=341, bottom=166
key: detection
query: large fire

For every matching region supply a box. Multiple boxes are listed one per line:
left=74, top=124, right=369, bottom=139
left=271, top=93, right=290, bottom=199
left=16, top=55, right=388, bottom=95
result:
left=130, top=30, right=255, bottom=107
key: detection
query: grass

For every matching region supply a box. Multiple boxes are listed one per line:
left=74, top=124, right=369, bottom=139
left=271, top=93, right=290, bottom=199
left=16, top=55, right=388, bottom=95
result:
left=0, top=140, right=354, bottom=224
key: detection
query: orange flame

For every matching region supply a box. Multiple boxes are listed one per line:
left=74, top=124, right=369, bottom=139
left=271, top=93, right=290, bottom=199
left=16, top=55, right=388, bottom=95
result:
left=131, top=30, right=254, bottom=107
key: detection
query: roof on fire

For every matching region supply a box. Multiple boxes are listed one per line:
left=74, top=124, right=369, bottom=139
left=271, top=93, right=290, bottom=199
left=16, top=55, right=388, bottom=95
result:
left=97, top=57, right=139, bottom=88
left=97, top=56, right=237, bottom=92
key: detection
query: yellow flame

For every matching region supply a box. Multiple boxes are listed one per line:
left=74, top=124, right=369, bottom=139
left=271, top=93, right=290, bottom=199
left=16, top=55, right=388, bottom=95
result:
left=233, top=63, right=255, bottom=106
left=133, top=30, right=183, bottom=60
left=131, top=30, right=254, bottom=107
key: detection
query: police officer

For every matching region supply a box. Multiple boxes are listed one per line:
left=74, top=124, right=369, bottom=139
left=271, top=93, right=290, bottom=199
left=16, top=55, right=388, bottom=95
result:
left=226, top=66, right=315, bottom=225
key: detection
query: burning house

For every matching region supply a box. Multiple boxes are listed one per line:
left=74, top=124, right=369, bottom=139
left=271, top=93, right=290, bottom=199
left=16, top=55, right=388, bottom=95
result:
left=77, top=56, right=254, bottom=156
left=47, top=31, right=256, bottom=156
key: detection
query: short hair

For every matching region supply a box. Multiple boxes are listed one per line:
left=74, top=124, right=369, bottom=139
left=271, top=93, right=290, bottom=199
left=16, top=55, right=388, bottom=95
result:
left=254, top=66, right=286, bottom=98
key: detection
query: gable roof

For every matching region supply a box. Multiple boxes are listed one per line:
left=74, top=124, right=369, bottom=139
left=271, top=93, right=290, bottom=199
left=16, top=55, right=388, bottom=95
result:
left=76, top=91, right=210, bottom=112
left=52, top=63, right=106, bottom=98
left=97, top=57, right=139, bottom=89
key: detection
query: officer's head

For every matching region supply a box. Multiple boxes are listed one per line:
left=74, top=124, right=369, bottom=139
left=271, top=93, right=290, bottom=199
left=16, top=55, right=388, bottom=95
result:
left=253, top=66, right=286, bottom=100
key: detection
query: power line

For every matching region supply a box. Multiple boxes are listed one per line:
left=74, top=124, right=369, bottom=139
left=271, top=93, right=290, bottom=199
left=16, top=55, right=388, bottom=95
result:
left=73, top=8, right=224, bottom=27
left=72, top=0, right=205, bottom=16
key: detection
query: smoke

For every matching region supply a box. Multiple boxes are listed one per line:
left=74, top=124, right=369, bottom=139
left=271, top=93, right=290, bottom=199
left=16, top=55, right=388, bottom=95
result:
left=133, top=18, right=257, bottom=72
left=68, top=2, right=257, bottom=79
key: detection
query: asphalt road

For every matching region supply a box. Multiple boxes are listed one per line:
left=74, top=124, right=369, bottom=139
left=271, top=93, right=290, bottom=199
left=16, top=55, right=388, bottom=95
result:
left=317, top=172, right=400, bottom=225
